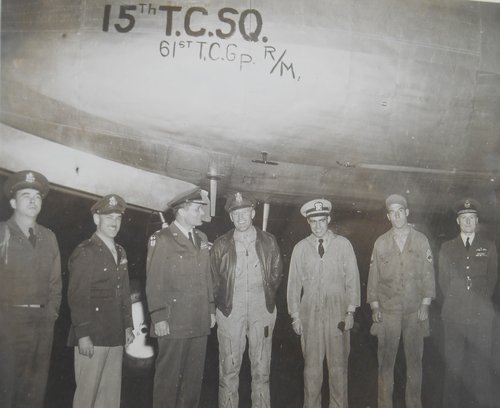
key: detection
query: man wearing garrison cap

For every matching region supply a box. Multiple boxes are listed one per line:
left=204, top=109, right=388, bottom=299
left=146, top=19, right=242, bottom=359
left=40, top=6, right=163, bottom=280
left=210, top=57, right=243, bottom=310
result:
left=146, top=188, right=215, bottom=408
left=0, top=170, right=62, bottom=408
left=367, top=194, right=435, bottom=408
left=439, top=198, right=497, bottom=408
left=67, top=194, right=134, bottom=407
left=211, top=192, right=282, bottom=408
left=287, top=198, right=360, bottom=408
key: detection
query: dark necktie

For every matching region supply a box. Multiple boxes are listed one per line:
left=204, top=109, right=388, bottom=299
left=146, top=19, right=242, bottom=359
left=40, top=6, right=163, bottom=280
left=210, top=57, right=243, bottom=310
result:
left=28, top=228, right=36, bottom=247
left=466, top=237, right=471, bottom=250
left=188, top=231, right=197, bottom=249
left=318, top=239, right=324, bottom=258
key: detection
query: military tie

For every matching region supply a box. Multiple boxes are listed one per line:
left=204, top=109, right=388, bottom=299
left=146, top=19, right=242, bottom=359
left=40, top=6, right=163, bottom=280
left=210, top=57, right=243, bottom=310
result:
left=188, top=231, right=197, bottom=249
left=28, top=227, right=36, bottom=247
left=466, top=237, right=471, bottom=250
left=318, top=238, right=325, bottom=258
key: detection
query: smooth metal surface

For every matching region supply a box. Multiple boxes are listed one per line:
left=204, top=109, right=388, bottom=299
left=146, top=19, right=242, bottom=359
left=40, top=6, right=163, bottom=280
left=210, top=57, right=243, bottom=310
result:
left=1, top=0, right=499, bottom=216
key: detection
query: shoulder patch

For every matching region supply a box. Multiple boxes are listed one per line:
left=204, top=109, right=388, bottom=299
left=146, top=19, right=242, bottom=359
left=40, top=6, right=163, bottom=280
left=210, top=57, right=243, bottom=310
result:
left=426, top=249, right=433, bottom=263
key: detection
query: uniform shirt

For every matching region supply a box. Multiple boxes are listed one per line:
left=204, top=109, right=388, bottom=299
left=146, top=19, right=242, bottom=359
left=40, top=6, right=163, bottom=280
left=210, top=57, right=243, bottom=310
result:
left=0, top=217, right=61, bottom=319
left=288, top=230, right=360, bottom=336
left=367, top=227, right=435, bottom=314
left=67, top=233, right=133, bottom=346
left=146, top=223, right=214, bottom=339
left=439, top=234, right=497, bottom=323
left=232, top=227, right=267, bottom=314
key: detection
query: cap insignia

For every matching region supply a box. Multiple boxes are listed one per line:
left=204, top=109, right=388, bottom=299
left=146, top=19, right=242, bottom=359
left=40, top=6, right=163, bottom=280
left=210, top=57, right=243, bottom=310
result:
left=25, top=172, right=35, bottom=183
left=109, top=196, right=117, bottom=207
left=235, top=192, right=243, bottom=203
left=314, top=202, right=324, bottom=211
left=464, top=200, right=471, bottom=208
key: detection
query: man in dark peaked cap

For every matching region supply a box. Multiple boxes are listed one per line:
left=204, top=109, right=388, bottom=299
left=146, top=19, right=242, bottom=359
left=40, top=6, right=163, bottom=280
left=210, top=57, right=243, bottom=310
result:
left=67, top=194, right=134, bottom=408
left=211, top=191, right=282, bottom=408
left=439, top=198, right=497, bottom=408
left=0, top=170, right=62, bottom=408
left=146, top=188, right=215, bottom=408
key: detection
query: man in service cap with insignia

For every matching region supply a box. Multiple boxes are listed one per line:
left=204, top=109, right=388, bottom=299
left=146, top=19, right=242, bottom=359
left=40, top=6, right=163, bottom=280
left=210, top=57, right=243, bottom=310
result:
left=287, top=198, right=360, bottom=408
left=211, top=192, right=282, bottom=408
left=438, top=198, right=497, bottom=408
left=67, top=194, right=134, bottom=407
left=0, top=170, right=62, bottom=407
left=367, top=194, right=435, bottom=408
left=146, top=188, right=215, bottom=408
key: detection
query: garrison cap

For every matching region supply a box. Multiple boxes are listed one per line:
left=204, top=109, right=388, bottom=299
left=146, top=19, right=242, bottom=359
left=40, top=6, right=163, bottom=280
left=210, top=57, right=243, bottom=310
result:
left=454, top=198, right=480, bottom=215
left=300, top=199, right=332, bottom=218
left=385, top=194, right=408, bottom=210
left=91, top=194, right=126, bottom=214
left=168, top=188, right=206, bottom=210
left=4, top=170, right=50, bottom=199
left=225, top=192, right=256, bottom=213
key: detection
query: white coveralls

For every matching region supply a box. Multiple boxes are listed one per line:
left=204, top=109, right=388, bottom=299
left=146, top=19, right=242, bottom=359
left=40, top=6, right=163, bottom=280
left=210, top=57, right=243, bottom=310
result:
left=216, top=229, right=276, bottom=408
left=288, top=230, right=360, bottom=408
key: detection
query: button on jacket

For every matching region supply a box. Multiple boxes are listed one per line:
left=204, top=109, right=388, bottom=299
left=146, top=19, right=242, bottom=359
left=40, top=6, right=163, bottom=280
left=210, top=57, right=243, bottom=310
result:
left=439, top=234, right=497, bottom=323
left=146, top=223, right=214, bottom=339
left=67, top=233, right=133, bottom=346
left=210, top=227, right=283, bottom=317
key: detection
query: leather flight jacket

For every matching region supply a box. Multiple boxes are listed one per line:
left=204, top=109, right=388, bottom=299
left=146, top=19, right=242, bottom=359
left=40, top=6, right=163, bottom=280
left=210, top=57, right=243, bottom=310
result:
left=211, top=227, right=283, bottom=317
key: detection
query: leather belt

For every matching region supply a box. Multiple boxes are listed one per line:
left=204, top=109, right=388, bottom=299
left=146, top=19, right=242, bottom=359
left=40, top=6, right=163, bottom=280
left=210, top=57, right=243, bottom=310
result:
left=13, top=304, right=45, bottom=308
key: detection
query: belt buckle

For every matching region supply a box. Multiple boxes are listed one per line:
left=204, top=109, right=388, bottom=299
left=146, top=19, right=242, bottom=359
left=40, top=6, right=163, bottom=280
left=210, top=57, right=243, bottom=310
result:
left=14, top=304, right=43, bottom=308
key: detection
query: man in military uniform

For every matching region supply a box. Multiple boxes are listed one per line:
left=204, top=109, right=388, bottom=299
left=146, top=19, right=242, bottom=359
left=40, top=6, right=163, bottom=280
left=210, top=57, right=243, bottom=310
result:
left=287, top=199, right=360, bottom=408
left=67, top=194, right=134, bottom=408
left=439, top=198, right=497, bottom=408
left=367, top=194, right=435, bottom=408
left=146, top=189, right=215, bottom=408
left=211, top=192, right=283, bottom=408
left=0, top=170, right=62, bottom=408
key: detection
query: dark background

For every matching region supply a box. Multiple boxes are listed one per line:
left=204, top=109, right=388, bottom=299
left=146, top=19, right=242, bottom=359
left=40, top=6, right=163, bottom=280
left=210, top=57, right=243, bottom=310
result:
left=1, top=174, right=500, bottom=408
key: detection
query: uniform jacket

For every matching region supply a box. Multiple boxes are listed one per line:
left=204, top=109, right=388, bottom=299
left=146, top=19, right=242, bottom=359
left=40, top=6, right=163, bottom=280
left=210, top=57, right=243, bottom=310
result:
left=67, top=233, right=133, bottom=347
left=210, top=227, right=282, bottom=317
left=367, top=227, right=436, bottom=314
left=439, top=234, right=498, bottom=323
left=287, top=230, right=360, bottom=335
left=0, top=217, right=61, bottom=319
left=146, top=223, right=214, bottom=339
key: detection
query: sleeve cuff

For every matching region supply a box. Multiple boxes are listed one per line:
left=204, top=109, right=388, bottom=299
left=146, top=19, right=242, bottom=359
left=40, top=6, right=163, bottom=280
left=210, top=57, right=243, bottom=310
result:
left=370, top=301, right=380, bottom=310
left=347, top=305, right=357, bottom=313
left=290, top=312, right=299, bottom=320
left=422, top=298, right=432, bottom=305
left=150, top=307, right=169, bottom=324
left=74, top=323, right=90, bottom=339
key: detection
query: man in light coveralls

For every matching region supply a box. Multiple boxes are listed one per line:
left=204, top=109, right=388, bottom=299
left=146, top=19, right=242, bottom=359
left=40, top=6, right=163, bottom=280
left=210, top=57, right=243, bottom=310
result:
left=287, top=198, right=360, bottom=408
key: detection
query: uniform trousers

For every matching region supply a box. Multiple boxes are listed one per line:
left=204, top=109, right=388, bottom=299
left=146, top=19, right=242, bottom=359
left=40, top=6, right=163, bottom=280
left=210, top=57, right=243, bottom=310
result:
left=0, top=307, right=55, bottom=408
left=153, top=335, right=207, bottom=408
left=216, top=307, right=276, bottom=408
left=301, top=322, right=350, bottom=408
left=442, top=321, right=492, bottom=407
left=73, top=345, right=123, bottom=408
left=374, top=312, right=425, bottom=408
